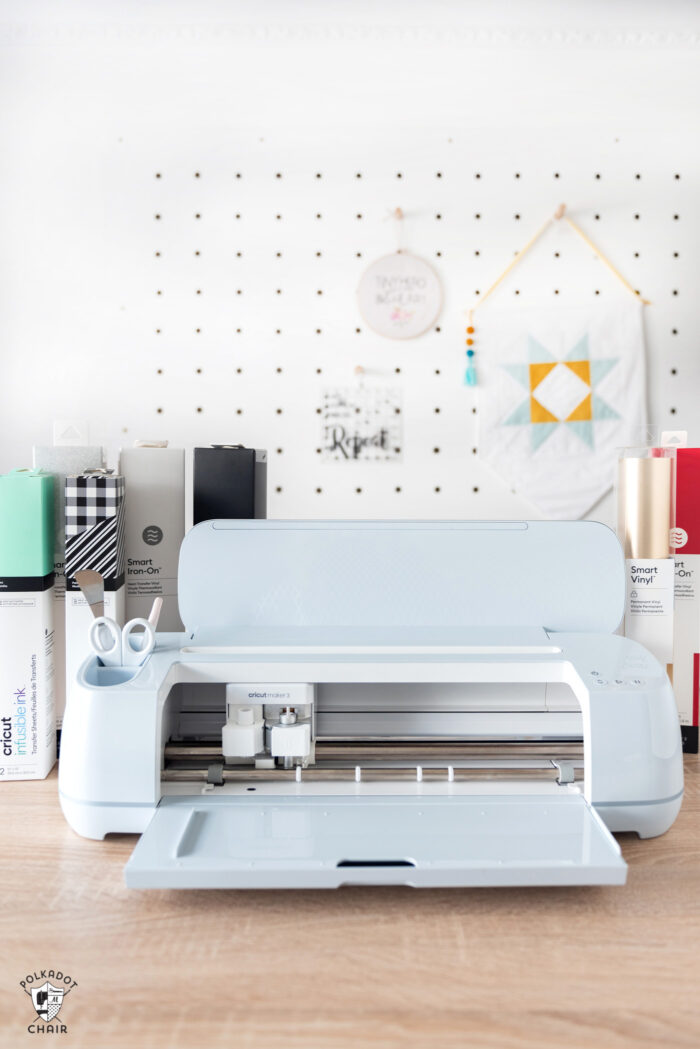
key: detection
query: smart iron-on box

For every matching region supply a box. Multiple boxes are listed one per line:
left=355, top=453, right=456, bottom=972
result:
left=58, top=521, right=683, bottom=889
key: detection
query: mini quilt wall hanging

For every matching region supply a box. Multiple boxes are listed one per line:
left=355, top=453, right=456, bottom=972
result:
left=466, top=208, right=649, bottom=519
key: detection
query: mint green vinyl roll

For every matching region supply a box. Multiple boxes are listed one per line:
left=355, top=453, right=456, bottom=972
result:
left=0, top=469, right=54, bottom=578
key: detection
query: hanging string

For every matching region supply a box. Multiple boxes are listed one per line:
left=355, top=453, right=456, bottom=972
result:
left=463, top=204, right=651, bottom=387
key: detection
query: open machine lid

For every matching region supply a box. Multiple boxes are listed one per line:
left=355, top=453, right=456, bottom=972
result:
left=125, top=792, right=627, bottom=889
left=178, top=520, right=624, bottom=638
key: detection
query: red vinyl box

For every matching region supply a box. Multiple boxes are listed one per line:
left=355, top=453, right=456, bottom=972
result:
left=672, top=447, right=700, bottom=753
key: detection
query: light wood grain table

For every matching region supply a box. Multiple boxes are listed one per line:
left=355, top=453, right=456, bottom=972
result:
left=1, top=762, right=698, bottom=1049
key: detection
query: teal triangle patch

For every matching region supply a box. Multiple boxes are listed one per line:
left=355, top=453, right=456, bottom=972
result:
left=531, top=422, right=558, bottom=450
left=528, top=336, right=556, bottom=363
left=592, top=394, right=620, bottom=420
left=502, top=363, right=529, bottom=388
left=590, top=358, right=619, bottom=387
left=567, top=420, right=594, bottom=448
left=566, top=334, right=589, bottom=361
left=502, top=399, right=531, bottom=426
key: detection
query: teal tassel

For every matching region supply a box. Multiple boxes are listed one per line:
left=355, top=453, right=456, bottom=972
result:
left=464, top=363, right=477, bottom=386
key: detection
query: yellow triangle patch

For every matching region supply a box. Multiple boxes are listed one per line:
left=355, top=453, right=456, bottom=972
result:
left=530, top=397, right=559, bottom=423
left=529, top=361, right=557, bottom=391
left=566, top=393, right=592, bottom=422
left=565, top=360, right=591, bottom=385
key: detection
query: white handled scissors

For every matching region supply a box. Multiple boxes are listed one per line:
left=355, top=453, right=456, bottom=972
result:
left=89, top=616, right=156, bottom=667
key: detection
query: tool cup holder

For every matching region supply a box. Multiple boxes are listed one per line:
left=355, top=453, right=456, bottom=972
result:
left=82, top=660, right=143, bottom=688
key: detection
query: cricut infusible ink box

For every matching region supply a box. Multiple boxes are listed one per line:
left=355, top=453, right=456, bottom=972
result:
left=672, top=447, right=700, bottom=753
left=32, top=445, right=104, bottom=728
left=0, top=469, right=56, bottom=780
left=64, top=473, right=125, bottom=704
left=120, top=443, right=185, bottom=631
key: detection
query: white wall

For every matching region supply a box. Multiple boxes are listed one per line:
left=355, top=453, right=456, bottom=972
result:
left=1, top=0, right=698, bottom=525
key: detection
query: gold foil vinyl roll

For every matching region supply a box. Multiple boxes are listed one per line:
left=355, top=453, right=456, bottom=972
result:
left=618, top=456, right=672, bottom=559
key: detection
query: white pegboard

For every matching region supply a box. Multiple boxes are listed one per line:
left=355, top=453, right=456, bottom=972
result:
left=0, top=1, right=698, bottom=530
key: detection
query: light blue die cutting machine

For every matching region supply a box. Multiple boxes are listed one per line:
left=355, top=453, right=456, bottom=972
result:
left=58, top=520, right=683, bottom=889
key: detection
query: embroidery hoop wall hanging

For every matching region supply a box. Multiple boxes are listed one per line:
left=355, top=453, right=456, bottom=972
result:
left=462, top=203, right=651, bottom=385
left=357, top=208, right=443, bottom=339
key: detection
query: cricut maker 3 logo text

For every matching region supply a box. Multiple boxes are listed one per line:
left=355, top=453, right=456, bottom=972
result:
left=20, top=970, right=77, bottom=1035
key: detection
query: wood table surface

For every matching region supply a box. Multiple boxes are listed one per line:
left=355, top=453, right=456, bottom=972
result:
left=1, top=761, right=698, bottom=1049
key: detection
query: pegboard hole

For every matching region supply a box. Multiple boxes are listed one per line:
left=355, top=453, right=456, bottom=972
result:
left=554, top=252, right=560, bottom=257
left=276, top=214, right=282, bottom=220
left=675, top=173, right=681, bottom=179
left=195, top=251, right=200, bottom=256
left=157, top=368, right=163, bottom=375
left=236, top=367, right=243, bottom=373
left=474, top=250, right=480, bottom=256
left=396, top=172, right=403, bottom=179
left=475, top=213, right=481, bottom=219
left=276, top=487, right=282, bottom=493
left=433, top=448, right=440, bottom=454
left=194, top=172, right=200, bottom=178
left=316, top=252, right=322, bottom=257
left=196, top=407, right=203, bottom=413
left=155, top=329, right=161, bottom=334
left=514, top=214, right=521, bottom=220
left=275, top=329, right=281, bottom=335
left=435, top=369, right=441, bottom=375
left=276, top=252, right=282, bottom=258
left=473, top=486, right=479, bottom=493
left=356, top=252, right=362, bottom=257
left=674, top=252, right=679, bottom=258
left=235, top=214, right=241, bottom=219
left=472, top=448, right=477, bottom=454
left=275, top=173, right=282, bottom=179
left=154, top=214, right=161, bottom=220
left=277, top=448, right=283, bottom=453
left=671, top=408, right=677, bottom=415
left=236, top=409, right=243, bottom=415
left=395, top=486, right=402, bottom=492
left=434, top=407, right=441, bottom=413
left=435, top=213, right=442, bottom=220
left=195, top=368, right=202, bottom=374
left=236, top=173, right=242, bottom=178
left=634, top=252, right=639, bottom=257
left=436, top=172, right=442, bottom=178
left=355, top=173, right=362, bottom=179
left=595, top=173, right=601, bottom=180
left=276, top=367, right=283, bottom=373
left=156, top=407, right=163, bottom=414
left=316, top=329, right=322, bottom=334
left=673, top=214, right=680, bottom=220
left=436, top=251, right=442, bottom=257
left=154, top=251, right=161, bottom=257
left=395, top=367, right=401, bottom=374
left=672, top=329, right=678, bottom=334
left=671, top=368, right=677, bottom=375
left=594, top=214, right=600, bottom=220
left=434, top=487, right=441, bottom=493
left=315, top=173, right=322, bottom=178
left=634, top=214, right=640, bottom=220
left=356, top=213, right=363, bottom=219
left=316, top=487, right=322, bottom=493
left=195, top=213, right=201, bottom=219
left=316, top=213, right=322, bottom=219
left=355, top=488, right=362, bottom=494
left=155, top=173, right=161, bottom=179
left=515, top=172, right=520, bottom=178
left=635, top=173, right=641, bottom=180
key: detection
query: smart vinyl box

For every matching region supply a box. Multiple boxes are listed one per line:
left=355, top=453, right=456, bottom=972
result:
left=120, top=444, right=185, bottom=631
left=64, top=473, right=125, bottom=705
left=0, top=469, right=56, bottom=780
left=32, top=444, right=104, bottom=727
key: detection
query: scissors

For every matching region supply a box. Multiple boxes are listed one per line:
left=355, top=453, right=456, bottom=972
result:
left=89, top=616, right=156, bottom=668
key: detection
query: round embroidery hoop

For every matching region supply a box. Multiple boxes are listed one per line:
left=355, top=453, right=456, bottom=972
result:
left=357, top=252, right=442, bottom=339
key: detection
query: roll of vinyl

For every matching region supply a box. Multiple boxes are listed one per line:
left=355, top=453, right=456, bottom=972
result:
left=618, top=455, right=672, bottom=559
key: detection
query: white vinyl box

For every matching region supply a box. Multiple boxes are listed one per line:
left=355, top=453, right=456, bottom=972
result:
left=120, top=445, right=185, bottom=631
left=32, top=445, right=104, bottom=727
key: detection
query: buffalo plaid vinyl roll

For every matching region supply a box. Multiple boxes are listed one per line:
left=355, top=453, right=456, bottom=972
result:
left=65, top=474, right=125, bottom=589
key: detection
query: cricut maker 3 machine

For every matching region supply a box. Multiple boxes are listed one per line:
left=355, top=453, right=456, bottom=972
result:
left=58, top=520, right=683, bottom=888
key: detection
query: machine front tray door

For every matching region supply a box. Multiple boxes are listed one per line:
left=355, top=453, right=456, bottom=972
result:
left=124, top=793, right=627, bottom=889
